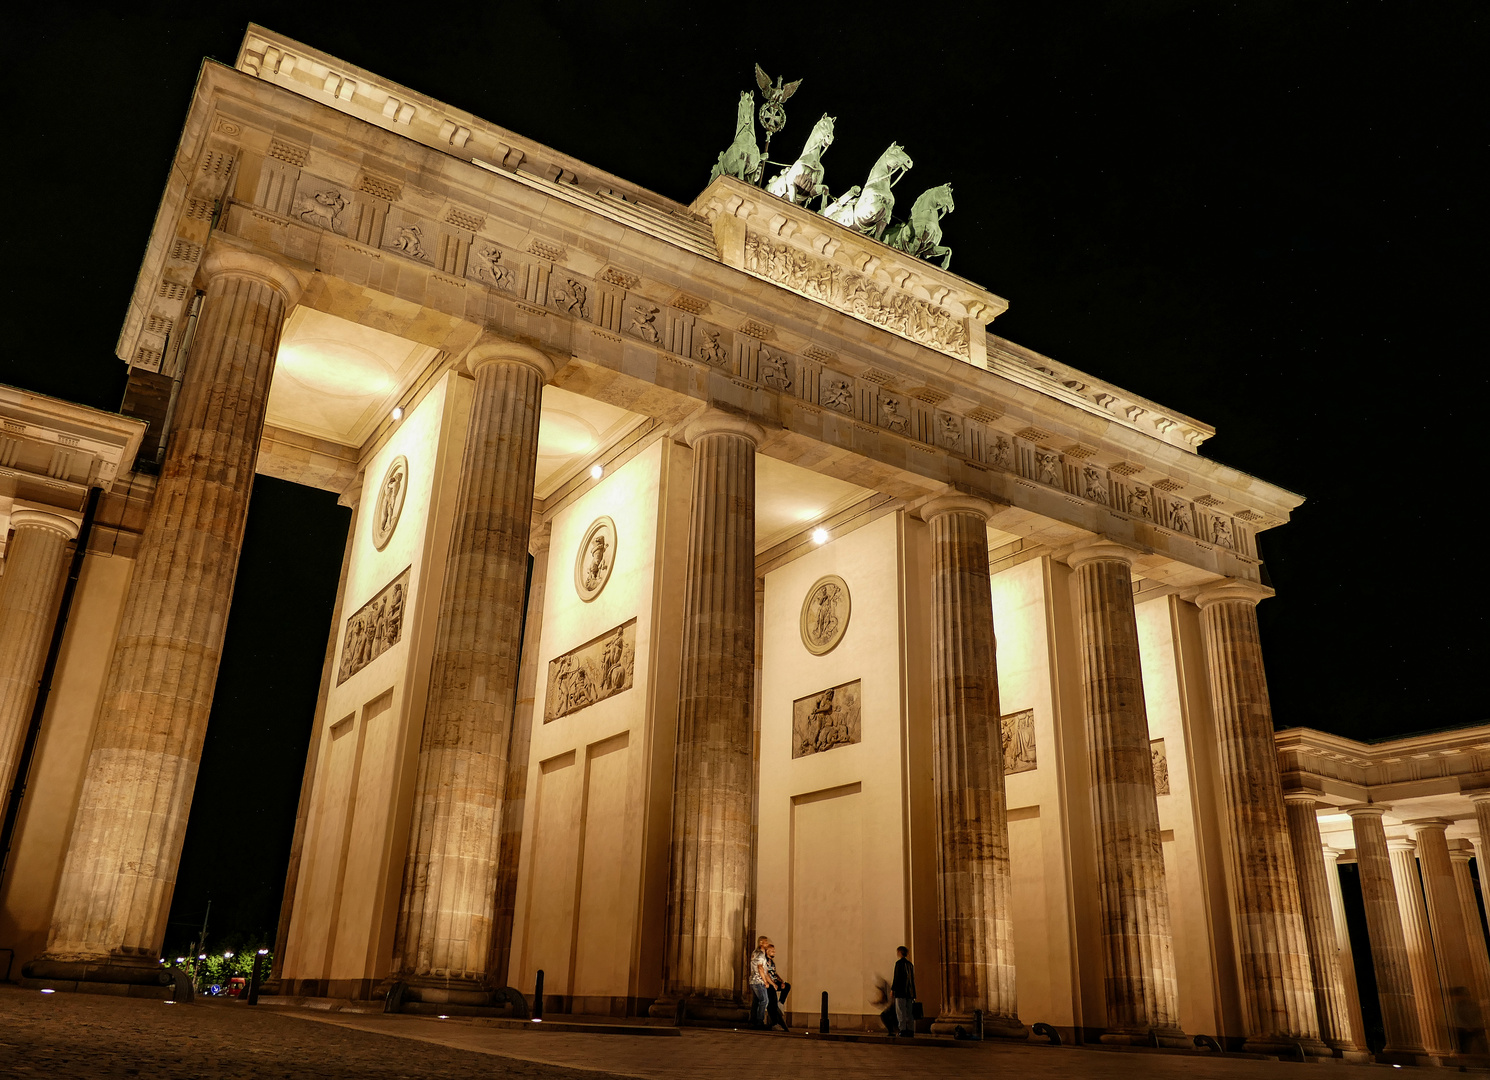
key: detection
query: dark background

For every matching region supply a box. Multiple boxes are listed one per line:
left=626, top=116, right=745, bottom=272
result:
left=2, top=4, right=1483, bottom=953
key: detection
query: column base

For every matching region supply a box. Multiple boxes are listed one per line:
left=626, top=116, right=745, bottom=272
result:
left=1240, top=1034, right=1334, bottom=1060
left=929, top=1013, right=1029, bottom=1039
left=392, top=975, right=497, bottom=1007
left=22, top=958, right=191, bottom=1001
left=1099, top=1025, right=1190, bottom=1049
left=647, top=995, right=750, bottom=1023
left=1325, top=1042, right=1374, bottom=1064
left=1374, top=1046, right=1435, bottom=1067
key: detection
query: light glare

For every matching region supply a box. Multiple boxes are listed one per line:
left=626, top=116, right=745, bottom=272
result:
left=391, top=406, right=404, bottom=421
left=812, top=528, right=829, bottom=545
left=590, top=463, right=604, bottom=480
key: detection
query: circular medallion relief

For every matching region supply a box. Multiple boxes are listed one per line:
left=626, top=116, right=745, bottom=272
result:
left=372, top=455, right=409, bottom=551
left=800, top=574, right=851, bottom=656
left=574, top=516, right=617, bottom=602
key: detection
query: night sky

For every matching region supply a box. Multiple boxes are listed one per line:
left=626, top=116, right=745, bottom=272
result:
left=3, top=4, right=1483, bottom=948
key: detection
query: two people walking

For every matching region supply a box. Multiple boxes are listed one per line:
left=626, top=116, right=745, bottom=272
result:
left=749, top=936, right=791, bottom=1031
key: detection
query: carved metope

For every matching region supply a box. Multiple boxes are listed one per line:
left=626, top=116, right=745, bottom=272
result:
left=792, top=679, right=862, bottom=758
left=1150, top=739, right=1170, bottom=796
left=1001, top=709, right=1036, bottom=775
left=545, top=619, right=637, bottom=722
left=337, top=567, right=411, bottom=685
left=371, top=455, right=408, bottom=550
left=799, top=574, right=850, bottom=656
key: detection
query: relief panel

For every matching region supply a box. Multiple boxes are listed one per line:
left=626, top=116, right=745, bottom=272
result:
left=545, top=619, right=637, bottom=722
left=337, top=567, right=411, bottom=685
left=1001, top=708, right=1037, bottom=774
left=792, top=679, right=862, bottom=758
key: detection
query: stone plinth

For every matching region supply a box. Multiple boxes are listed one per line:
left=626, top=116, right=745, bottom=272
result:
left=1195, top=580, right=1327, bottom=1056
left=1412, top=821, right=1484, bottom=1053
left=652, top=410, right=761, bottom=1014
left=1282, top=797, right=1358, bottom=1053
left=0, top=511, right=78, bottom=806
left=37, top=250, right=300, bottom=970
left=922, top=496, right=1023, bottom=1038
left=390, top=340, right=554, bottom=999
left=1069, top=542, right=1182, bottom=1045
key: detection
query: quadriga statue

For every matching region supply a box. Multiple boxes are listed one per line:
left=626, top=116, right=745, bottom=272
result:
left=710, top=90, right=763, bottom=186
left=884, top=183, right=955, bottom=269
left=821, top=142, right=913, bottom=240
left=766, top=113, right=835, bottom=208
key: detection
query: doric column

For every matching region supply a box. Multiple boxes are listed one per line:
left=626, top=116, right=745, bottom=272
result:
left=1282, top=796, right=1358, bottom=1052
left=1347, top=807, right=1427, bottom=1059
left=654, top=409, right=762, bottom=1013
left=40, top=250, right=299, bottom=967
left=923, top=495, right=1022, bottom=1037
left=1387, top=837, right=1452, bottom=1054
left=490, top=518, right=550, bottom=987
left=390, top=339, right=555, bottom=1000
left=0, top=510, right=79, bottom=804
left=1195, top=579, right=1325, bottom=1054
left=1068, top=542, right=1181, bottom=1044
left=1412, top=821, right=1484, bottom=1052
left=1322, top=847, right=1369, bottom=1050
left=1449, top=841, right=1490, bottom=1034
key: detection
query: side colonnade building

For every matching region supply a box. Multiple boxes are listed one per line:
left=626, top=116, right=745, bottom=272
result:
left=0, top=25, right=1426, bottom=1059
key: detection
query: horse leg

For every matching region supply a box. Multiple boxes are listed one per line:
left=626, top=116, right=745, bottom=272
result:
left=935, top=244, right=952, bottom=270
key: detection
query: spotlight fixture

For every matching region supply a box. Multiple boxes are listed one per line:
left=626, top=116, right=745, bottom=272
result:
left=590, top=463, right=604, bottom=480
left=812, top=527, right=829, bottom=545
left=258, top=948, right=269, bottom=956
left=40, top=988, right=55, bottom=994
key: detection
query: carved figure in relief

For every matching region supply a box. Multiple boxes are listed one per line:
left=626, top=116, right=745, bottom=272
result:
left=338, top=568, right=411, bottom=685
left=1083, top=465, right=1109, bottom=505
left=696, top=329, right=729, bottom=367
left=1170, top=501, right=1193, bottom=534
left=299, top=188, right=346, bottom=231
left=1151, top=741, right=1170, bottom=795
left=1212, top=517, right=1234, bottom=549
left=546, top=619, right=638, bottom=722
left=1126, top=486, right=1152, bottom=519
left=792, top=679, right=860, bottom=758
left=475, top=246, right=515, bottom=290
left=760, top=349, right=792, bottom=391
left=1036, top=451, right=1061, bottom=485
left=880, top=397, right=909, bottom=434
left=806, top=581, right=846, bottom=650
left=600, top=627, right=628, bottom=692
left=1001, top=710, right=1037, bottom=774
left=822, top=142, right=913, bottom=239
left=583, top=531, right=611, bottom=593
left=552, top=278, right=590, bottom=319
left=392, top=225, right=426, bottom=258
left=767, top=113, right=836, bottom=208
left=938, top=415, right=962, bottom=450
left=710, top=90, right=764, bottom=186
left=627, top=304, right=661, bottom=343
left=387, top=584, right=405, bottom=643
left=990, top=435, right=1012, bottom=467
left=884, top=183, right=955, bottom=269
left=822, top=377, right=853, bottom=412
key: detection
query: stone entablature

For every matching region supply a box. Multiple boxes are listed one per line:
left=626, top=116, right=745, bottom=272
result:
left=1277, top=726, right=1490, bottom=803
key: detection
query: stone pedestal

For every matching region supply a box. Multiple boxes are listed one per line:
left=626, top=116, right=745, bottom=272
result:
left=1322, top=847, right=1369, bottom=1051
left=1387, top=837, right=1452, bottom=1054
left=922, top=496, right=1024, bottom=1039
left=1195, top=580, right=1327, bottom=1056
left=490, top=519, right=551, bottom=988
left=1282, top=797, right=1359, bottom=1053
left=1412, top=821, right=1484, bottom=1053
left=390, top=339, right=555, bottom=1001
left=1449, top=841, right=1490, bottom=1038
left=1347, top=807, right=1428, bottom=1061
left=36, top=250, right=299, bottom=971
left=0, top=510, right=78, bottom=805
left=1068, top=542, right=1182, bottom=1045
left=651, top=410, right=762, bottom=1016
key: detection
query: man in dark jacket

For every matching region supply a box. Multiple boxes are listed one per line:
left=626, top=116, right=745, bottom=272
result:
left=890, top=946, right=916, bottom=1036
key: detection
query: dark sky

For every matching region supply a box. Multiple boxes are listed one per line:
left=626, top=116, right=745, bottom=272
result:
left=3, top=3, right=1484, bottom=944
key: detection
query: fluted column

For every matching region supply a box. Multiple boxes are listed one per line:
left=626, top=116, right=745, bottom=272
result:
left=1348, top=807, right=1427, bottom=1059
left=40, top=250, right=299, bottom=967
left=490, top=518, right=550, bottom=987
left=1449, top=841, right=1490, bottom=1035
left=654, top=409, right=762, bottom=1012
left=390, top=339, right=555, bottom=999
left=1387, top=837, right=1452, bottom=1054
left=1066, top=542, right=1181, bottom=1043
left=1412, top=821, right=1483, bottom=1052
left=0, top=510, right=78, bottom=804
left=1195, top=579, right=1326, bottom=1054
left=1283, top=796, right=1358, bottom=1051
left=1322, top=847, right=1368, bottom=1049
left=923, top=495, right=1022, bottom=1037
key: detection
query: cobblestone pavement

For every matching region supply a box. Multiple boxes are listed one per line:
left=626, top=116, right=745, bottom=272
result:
left=2, top=986, right=1473, bottom=1080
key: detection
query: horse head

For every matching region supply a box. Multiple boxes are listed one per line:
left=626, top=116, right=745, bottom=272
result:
left=806, top=114, right=836, bottom=153
left=735, top=90, right=754, bottom=135
left=880, top=142, right=914, bottom=176
left=917, top=183, right=955, bottom=216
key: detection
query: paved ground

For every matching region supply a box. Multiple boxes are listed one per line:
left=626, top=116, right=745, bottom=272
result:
left=0, top=984, right=1466, bottom=1079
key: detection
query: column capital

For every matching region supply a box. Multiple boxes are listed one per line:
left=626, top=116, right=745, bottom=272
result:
left=681, top=408, right=765, bottom=448
left=1194, top=576, right=1274, bottom=610
left=1320, top=845, right=1343, bottom=863
left=1385, top=836, right=1418, bottom=854
left=1064, top=538, right=1144, bottom=570
left=199, top=248, right=302, bottom=306
left=1466, top=789, right=1490, bottom=806
left=1406, top=818, right=1454, bottom=837
left=1449, top=839, right=1477, bottom=863
left=8, top=507, right=80, bottom=540
left=918, top=493, right=1000, bottom=523
left=464, top=335, right=559, bottom=382
left=1344, top=803, right=1389, bottom=820
left=1283, top=791, right=1323, bottom=807
left=528, top=517, right=552, bottom=557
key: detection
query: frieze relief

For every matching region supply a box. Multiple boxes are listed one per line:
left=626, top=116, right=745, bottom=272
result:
left=792, top=679, right=862, bottom=758
left=337, top=567, right=411, bottom=685
left=1151, top=739, right=1170, bottom=795
left=1001, top=709, right=1037, bottom=774
left=545, top=618, right=637, bottom=722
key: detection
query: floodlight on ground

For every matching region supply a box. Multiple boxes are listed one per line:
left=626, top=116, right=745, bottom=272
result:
left=590, top=463, right=604, bottom=479
left=40, top=988, right=54, bottom=994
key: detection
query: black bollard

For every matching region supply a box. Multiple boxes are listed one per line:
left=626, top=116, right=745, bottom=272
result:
left=820, top=991, right=829, bottom=1034
left=533, top=969, right=544, bottom=1021
left=247, top=949, right=266, bottom=1006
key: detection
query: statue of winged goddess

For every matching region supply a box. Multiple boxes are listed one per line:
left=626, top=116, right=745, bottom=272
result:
left=755, top=64, right=801, bottom=157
